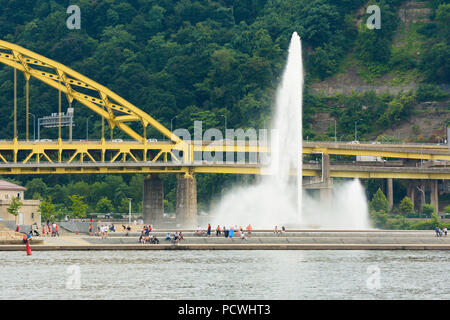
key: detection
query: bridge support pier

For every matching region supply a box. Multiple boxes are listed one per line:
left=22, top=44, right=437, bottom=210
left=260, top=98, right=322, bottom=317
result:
left=387, top=178, right=394, bottom=212
left=407, top=180, right=440, bottom=214
left=430, top=180, right=439, bottom=213
left=143, top=174, right=164, bottom=226
left=176, top=174, right=197, bottom=228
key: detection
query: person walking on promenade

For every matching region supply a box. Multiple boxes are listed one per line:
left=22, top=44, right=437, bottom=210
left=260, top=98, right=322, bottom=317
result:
left=224, top=226, right=228, bottom=238
left=229, top=226, right=234, bottom=238
left=274, top=225, right=278, bottom=235
left=443, top=227, right=448, bottom=237
left=54, top=224, right=59, bottom=237
left=246, top=224, right=252, bottom=237
left=207, top=224, right=211, bottom=237
left=435, top=227, right=441, bottom=237
left=216, top=225, right=221, bottom=236
left=89, top=224, right=93, bottom=236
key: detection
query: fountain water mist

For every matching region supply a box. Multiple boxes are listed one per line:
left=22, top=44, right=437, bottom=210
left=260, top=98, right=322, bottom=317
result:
left=210, top=32, right=370, bottom=229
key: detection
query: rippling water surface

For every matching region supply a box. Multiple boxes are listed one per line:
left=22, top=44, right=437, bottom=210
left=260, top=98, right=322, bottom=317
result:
left=1, top=250, right=449, bottom=300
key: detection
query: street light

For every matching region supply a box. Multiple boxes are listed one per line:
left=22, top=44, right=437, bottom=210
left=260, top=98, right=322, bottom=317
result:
left=127, top=198, right=132, bottom=225
left=28, top=113, right=36, bottom=141
left=171, top=116, right=177, bottom=132
left=86, top=115, right=93, bottom=140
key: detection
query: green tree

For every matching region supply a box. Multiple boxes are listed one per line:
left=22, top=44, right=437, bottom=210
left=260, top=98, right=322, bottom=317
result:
left=95, top=197, right=114, bottom=213
left=7, top=197, right=22, bottom=221
left=422, top=204, right=435, bottom=216
left=118, top=198, right=131, bottom=214
left=25, top=178, right=48, bottom=199
left=38, top=197, right=55, bottom=222
left=369, top=188, right=389, bottom=213
left=445, top=205, right=450, bottom=214
left=68, top=194, right=88, bottom=218
left=399, top=196, right=414, bottom=216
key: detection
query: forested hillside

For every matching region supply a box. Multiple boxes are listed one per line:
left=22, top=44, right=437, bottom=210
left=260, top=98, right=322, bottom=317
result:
left=0, top=0, right=448, bottom=216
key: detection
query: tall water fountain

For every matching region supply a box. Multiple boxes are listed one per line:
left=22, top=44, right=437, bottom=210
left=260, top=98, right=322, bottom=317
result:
left=211, top=32, right=370, bottom=229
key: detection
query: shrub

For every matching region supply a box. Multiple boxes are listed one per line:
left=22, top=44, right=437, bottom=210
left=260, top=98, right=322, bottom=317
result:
left=369, top=188, right=389, bottom=213
left=422, top=204, right=435, bottom=216
left=416, top=84, right=449, bottom=102
left=399, top=196, right=414, bottom=215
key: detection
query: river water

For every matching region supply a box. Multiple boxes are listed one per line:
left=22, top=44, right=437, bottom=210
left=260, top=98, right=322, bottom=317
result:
left=1, top=250, right=449, bottom=300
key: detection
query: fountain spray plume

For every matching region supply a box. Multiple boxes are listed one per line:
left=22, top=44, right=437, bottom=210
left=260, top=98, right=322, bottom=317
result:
left=211, top=32, right=304, bottom=228
left=269, top=31, right=304, bottom=215
left=211, top=32, right=370, bottom=229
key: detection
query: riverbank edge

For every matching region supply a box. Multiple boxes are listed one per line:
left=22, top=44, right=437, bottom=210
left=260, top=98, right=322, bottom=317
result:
left=1, top=243, right=450, bottom=250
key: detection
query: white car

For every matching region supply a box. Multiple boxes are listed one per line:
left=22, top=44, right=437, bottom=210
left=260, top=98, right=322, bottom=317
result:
left=112, top=139, right=123, bottom=142
left=147, top=138, right=158, bottom=143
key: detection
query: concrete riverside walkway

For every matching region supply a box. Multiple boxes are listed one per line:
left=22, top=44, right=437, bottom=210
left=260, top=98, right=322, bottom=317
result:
left=1, top=230, right=450, bottom=250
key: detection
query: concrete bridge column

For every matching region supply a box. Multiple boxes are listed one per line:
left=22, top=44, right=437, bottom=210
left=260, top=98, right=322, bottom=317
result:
left=176, top=174, right=197, bottom=228
left=320, top=154, right=333, bottom=203
left=387, top=178, right=394, bottom=212
left=430, top=180, right=439, bottom=213
left=143, top=174, right=164, bottom=226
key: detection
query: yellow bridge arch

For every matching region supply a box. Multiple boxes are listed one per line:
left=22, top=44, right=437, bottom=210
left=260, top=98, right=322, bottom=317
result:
left=0, top=39, right=184, bottom=147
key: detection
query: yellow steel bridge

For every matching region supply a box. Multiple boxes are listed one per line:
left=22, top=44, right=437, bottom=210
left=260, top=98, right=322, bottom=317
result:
left=0, top=40, right=449, bottom=179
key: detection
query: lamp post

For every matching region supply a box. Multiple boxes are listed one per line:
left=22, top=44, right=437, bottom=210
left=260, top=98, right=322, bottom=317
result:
left=171, top=116, right=177, bottom=132
left=128, top=198, right=132, bottom=225
left=86, top=115, right=93, bottom=140
left=28, top=113, right=36, bottom=141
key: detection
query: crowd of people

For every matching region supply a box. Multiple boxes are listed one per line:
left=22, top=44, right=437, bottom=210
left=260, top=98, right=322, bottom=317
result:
left=165, top=231, right=184, bottom=244
left=194, top=224, right=254, bottom=240
left=139, top=225, right=159, bottom=244
left=39, top=220, right=60, bottom=237
left=435, top=227, right=448, bottom=237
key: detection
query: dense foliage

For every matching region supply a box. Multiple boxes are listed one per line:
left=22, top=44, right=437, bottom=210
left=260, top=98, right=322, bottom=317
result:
left=368, top=189, right=449, bottom=230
